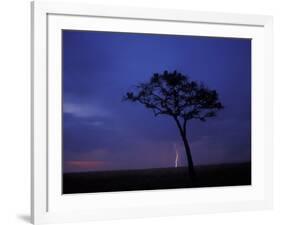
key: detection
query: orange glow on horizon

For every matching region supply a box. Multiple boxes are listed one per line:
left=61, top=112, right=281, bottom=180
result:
left=66, top=160, right=106, bottom=170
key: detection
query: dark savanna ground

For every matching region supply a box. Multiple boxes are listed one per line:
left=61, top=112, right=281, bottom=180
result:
left=63, top=162, right=251, bottom=194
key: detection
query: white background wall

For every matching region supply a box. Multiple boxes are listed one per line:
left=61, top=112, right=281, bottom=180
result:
left=0, top=0, right=280, bottom=224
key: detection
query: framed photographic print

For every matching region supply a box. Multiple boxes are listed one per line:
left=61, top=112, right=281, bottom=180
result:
left=31, top=1, right=273, bottom=224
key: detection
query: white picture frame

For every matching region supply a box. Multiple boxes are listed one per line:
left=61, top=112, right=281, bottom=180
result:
left=31, top=1, right=273, bottom=224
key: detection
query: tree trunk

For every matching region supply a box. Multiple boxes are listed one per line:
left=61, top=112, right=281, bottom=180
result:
left=180, top=132, right=196, bottom=180
left=174, top=117, right=196, bottom=181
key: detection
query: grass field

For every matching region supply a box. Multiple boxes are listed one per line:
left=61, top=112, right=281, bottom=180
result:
left=63, top=162, right=251, bottom=194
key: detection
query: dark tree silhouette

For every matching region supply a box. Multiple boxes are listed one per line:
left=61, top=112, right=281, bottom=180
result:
left=123, top=70, right=223, bottom=180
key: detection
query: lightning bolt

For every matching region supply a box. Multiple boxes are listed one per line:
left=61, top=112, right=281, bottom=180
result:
left=174, top=143, right=179, bottom=168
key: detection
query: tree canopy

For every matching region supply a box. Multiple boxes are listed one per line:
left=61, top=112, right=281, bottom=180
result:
left=124, top=70, right=223, bottom=123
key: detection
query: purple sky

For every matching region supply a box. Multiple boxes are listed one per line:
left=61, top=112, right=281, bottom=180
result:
left=62, top=30, right=251, bottom=173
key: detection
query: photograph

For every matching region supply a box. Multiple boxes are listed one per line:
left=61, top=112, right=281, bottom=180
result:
left=62, top=30, right=251, bottom=194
